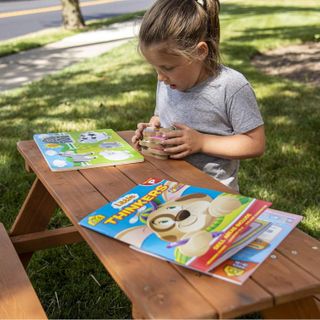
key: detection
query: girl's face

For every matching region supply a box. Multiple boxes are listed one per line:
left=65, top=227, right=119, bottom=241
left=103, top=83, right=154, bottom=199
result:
left=141, top=42, right=209, bottom=92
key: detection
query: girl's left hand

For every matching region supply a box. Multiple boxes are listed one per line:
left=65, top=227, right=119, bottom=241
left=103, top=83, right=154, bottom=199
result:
left=162, top=123, right=203, bottom=159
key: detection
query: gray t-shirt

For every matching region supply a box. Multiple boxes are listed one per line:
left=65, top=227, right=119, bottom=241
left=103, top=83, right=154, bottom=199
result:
left=155, top=65, right=264, bottom=191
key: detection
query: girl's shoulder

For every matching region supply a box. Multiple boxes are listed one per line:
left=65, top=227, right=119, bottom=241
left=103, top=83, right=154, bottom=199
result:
left=213, top=65, right=249, bottom=86
left=202, top=65, right=252, bottom=97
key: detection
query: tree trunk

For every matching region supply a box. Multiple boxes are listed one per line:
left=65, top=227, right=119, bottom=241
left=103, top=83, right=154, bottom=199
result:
left=60, top=0, right=85, bottom=30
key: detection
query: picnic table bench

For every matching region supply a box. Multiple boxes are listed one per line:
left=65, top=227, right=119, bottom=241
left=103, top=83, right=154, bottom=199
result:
left=0, top=223, right=47, bottom=319
left=7, top=130, right=320, bottom=319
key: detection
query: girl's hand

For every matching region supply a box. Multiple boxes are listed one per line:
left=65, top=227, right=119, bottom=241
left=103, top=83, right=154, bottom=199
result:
left=131, top=116, right=161, bottom=147
left=162, top=123, right=204, bottom=159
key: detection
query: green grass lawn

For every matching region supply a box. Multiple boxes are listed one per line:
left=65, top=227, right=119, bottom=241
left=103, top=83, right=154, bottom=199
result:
left=0, top=0, right=319, bottom=318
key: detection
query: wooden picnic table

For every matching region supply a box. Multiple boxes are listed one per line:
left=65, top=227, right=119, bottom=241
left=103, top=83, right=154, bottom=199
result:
left=10, top=130, right=320, bottom=319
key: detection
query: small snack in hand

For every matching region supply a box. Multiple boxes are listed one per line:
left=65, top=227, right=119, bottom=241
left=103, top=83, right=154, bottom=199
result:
left=139, top=127, right=175, bottom=160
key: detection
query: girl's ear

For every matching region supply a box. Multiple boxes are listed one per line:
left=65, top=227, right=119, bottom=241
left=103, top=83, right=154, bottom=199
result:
left=196, top=41, right=209, bottom=60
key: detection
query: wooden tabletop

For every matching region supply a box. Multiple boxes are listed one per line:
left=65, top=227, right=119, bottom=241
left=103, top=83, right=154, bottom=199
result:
left=15, top=131, right=320, bottom=319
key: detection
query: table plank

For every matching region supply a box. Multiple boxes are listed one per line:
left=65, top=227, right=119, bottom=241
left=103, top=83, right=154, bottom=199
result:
left=276, top=228, right=320, bottom=281
left=119, top=131, right=234, bottom=193
left=172, top=266, right=272, bottom=319
left=261, top=296, right=320, bottom=319
left=80, top=163, right=169, bottom=198
left=117, top=161, right=177, bottom=184
left=80, top=166, right=137, bottom=200
left=252, top=250, right=319, bottom=305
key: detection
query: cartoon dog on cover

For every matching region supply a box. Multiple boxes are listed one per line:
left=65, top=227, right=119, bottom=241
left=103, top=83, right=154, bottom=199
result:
left=146, top=193, right=242, bottom=257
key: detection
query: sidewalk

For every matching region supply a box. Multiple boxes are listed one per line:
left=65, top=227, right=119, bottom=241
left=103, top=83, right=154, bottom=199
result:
left=0, top=20, right=141, bottom=92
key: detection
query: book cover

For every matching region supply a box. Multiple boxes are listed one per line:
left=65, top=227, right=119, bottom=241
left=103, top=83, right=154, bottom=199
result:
left=130, top=218, right=271, bottom=273
left=33, top=129, right=144, bottom=171
left=211, top=208, right=302, bottom=285
left=206, top=218, right=271, bottom=270
left=79, top=178, right=272, bottom=274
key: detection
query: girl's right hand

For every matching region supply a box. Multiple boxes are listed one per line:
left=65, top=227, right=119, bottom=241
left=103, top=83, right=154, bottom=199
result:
left=131, top=116, right=161, bottom=146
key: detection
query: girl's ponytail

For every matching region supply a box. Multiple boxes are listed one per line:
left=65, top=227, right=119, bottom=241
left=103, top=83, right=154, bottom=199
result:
left=202, top=0, right=220, bottom=74
left=204, top=0, right=220, bottom=43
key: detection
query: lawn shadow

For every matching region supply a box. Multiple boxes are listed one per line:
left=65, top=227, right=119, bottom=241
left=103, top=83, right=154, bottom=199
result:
left=228, top=25, right=319, bottom=47
left=220, top=2, right=319, bottom=18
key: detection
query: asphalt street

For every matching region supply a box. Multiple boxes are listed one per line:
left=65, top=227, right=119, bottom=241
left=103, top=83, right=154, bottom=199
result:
left=0, top=0, right=154, bottom=41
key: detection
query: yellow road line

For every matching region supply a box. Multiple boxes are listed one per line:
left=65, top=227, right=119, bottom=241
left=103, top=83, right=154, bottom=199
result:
left=0, top=0, right=124, bottom=19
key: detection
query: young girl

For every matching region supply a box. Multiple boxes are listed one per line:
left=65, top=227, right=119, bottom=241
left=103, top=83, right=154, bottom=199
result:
left=132, top=0, right=265, bottom=191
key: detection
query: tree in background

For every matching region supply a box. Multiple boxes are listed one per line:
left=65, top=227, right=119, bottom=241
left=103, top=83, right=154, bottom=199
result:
left=61, top=0, right=85, bottom=29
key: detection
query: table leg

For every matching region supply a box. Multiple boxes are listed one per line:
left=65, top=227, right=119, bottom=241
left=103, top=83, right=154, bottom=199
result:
left=10, top=178, right=58, bottom=266
left=261, top=296, right=320, bottom=319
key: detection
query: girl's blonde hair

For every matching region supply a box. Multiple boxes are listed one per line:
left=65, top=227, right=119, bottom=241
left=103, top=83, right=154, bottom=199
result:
left=139, top=0, right=220, bottom=75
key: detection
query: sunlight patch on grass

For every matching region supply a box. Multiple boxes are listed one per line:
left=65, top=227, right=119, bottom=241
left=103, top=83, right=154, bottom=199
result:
left=280, top=144, right=304, bottom=156
left=32, top=119, right=98, bottom=132
left=281, top=90, right=300, bottom=98
left=0, top=153, right=10, bottom=166
left=45, top=104, right=75, bottom=116
left=56, top=121, right=98, bottom=132
left=301, top=206, right=320, bottom=238
left=255, top=188, right=278, bottom=203
left=221, top=0, right=320, bottom=53
left=270, top=116, right=294, bottom=126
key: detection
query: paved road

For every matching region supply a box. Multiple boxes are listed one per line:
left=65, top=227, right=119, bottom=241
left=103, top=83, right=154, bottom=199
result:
left=0, top=0, right=153, bottom=41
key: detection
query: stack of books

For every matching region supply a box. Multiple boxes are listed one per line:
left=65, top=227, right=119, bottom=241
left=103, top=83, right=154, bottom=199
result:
left=79, top=178, right=302, bottom=285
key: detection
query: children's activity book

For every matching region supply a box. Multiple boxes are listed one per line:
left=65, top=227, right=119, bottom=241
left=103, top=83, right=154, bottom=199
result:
left=33, top=129, right=144, bottom=171
left=79, top=178, right=272, bottom=275
left=211, top=208, right=302, bottom=285
left=131, top=218, right=271, bottom=273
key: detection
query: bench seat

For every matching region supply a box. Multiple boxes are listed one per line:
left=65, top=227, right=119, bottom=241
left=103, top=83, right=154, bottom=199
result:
left=0, top=223, right=47, bottom=319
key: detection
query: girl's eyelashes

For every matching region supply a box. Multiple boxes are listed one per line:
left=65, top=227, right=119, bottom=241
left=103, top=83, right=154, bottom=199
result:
left=161, top=66, right=175, bottom=72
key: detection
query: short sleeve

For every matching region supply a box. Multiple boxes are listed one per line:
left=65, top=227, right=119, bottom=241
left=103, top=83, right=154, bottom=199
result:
left=227, top=84, right=264, bottom=134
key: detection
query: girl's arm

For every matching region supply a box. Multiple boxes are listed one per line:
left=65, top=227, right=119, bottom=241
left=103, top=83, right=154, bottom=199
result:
left=162, top=123, right=265, bottom=160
